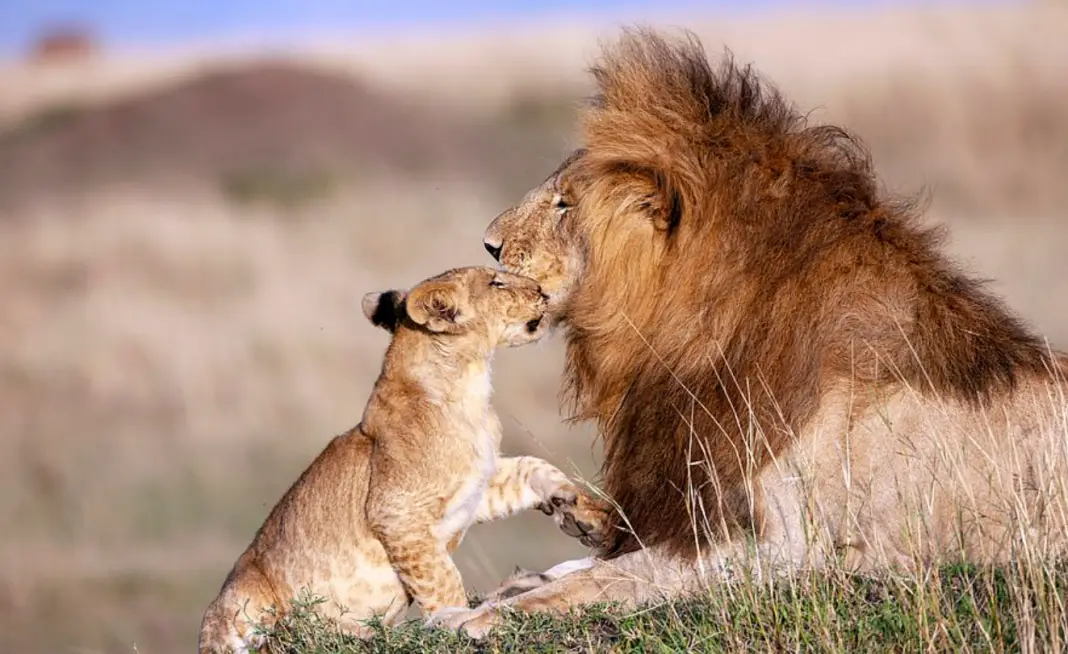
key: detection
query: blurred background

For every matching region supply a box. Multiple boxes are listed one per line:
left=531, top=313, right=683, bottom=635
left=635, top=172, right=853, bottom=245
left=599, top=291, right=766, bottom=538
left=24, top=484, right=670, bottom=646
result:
left=1, top=1, right=1066, bottom=652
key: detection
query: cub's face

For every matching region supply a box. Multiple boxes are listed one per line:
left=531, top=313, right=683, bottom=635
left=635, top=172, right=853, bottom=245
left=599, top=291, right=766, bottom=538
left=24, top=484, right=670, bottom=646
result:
left=362, top=267, right=549, bottom=348
left=482, top=150, right=586, bottom=324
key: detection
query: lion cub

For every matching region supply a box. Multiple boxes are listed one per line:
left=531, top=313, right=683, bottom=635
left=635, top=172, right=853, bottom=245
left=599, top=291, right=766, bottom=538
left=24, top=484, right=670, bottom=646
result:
left=199, top=267, right=592, bottom=653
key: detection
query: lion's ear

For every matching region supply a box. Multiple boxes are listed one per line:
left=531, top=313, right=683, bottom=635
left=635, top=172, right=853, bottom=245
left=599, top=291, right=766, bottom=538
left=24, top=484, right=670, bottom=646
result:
left=406, top=282, right=465, bottom=334
left=601, top=161, right=682, bottom=233
left=636, top=167, right=682, bottom=232
left=362, top=290, right=407, bottom=333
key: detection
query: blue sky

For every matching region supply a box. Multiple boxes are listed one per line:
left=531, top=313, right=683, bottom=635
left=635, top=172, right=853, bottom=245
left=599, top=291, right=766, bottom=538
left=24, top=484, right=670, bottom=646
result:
left=0, top=0, right=968, bottom=55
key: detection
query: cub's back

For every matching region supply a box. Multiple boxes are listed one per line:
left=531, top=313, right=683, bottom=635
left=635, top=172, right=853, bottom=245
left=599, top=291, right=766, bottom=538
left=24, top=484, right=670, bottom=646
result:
left=253, top=428, right=379, bottom=588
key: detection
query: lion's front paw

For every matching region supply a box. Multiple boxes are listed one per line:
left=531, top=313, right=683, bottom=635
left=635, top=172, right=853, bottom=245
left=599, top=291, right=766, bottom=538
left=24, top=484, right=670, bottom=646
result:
left=457, top=604, right=504, bottom=640
left=424, top=606, right=473, bottom=630
left=479, top=566, right=554, bottom=604
left=425, top=604, right=502, bottom=639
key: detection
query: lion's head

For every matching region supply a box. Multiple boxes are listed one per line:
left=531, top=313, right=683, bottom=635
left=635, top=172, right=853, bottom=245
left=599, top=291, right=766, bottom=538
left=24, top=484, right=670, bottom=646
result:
left=486, top=28, right=1049, bottom=559
left=483, top=149, right=587, bottom=324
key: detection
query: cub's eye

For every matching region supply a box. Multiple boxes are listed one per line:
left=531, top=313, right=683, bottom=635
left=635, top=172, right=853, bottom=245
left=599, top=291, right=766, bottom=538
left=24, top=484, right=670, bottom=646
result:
left=489, top=279, right=506, bottom=288
left=551, top=193, right=570, bottom=210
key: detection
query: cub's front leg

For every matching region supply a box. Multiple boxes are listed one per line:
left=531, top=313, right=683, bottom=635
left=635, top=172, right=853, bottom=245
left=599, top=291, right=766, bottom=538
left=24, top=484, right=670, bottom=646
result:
left=475, top=456, right=612, bottom=548
left=368, top=503, right=468, bottom=616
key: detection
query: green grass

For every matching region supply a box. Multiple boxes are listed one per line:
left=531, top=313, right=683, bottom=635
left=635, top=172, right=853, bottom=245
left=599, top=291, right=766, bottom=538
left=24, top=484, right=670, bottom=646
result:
left=255, top=562, right=1068, bottom=653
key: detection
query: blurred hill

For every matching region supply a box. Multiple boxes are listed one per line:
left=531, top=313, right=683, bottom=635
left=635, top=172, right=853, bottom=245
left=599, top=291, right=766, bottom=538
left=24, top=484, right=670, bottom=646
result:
left=0, top=61, right=579, bottom=210
left=0, top=4, right=1066, bottom=654
left=1, top=4, right=1066, bottom=216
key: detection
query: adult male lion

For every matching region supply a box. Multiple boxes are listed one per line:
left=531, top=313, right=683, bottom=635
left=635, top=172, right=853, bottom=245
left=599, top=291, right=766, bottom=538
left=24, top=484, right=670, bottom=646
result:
left=438, top=28, right=1068, bottom=637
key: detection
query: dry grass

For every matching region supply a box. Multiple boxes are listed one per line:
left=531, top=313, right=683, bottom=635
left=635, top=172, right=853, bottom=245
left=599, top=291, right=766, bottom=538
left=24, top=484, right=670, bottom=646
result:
left=0, top=4, right=1066, bottom=653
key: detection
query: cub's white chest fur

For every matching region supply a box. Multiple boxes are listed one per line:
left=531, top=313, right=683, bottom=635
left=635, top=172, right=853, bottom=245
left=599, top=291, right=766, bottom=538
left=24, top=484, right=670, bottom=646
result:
left=436, top=363, right=498, bottom=544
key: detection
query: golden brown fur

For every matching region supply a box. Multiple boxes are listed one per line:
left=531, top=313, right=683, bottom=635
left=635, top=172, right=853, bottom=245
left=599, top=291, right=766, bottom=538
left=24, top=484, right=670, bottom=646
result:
left=438, top=28, right=1068, bottom=637
left=567, top=31, right=1055, bottom=559
left=198, top=267, right=604, bottom=653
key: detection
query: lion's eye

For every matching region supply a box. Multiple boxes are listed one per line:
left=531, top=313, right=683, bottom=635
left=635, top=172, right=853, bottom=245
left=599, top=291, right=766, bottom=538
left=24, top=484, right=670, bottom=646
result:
left=489, top=279, right=506, bottom=288
left=551, top=193, right=570, bottom=210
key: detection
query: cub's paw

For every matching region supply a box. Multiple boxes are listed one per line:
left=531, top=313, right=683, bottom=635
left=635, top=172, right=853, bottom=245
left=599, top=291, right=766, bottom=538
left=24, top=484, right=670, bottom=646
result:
left=536, top=485, right=611, bottom=549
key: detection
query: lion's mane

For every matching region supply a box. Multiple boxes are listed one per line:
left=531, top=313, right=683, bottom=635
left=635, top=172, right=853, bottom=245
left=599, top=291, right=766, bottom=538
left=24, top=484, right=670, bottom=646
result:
left=562, top=28, right=1053, bottom=559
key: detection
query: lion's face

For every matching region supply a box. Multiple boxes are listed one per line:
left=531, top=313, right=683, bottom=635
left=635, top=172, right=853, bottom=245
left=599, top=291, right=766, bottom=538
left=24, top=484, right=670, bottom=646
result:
left=483, top=151, right=586, bottom=323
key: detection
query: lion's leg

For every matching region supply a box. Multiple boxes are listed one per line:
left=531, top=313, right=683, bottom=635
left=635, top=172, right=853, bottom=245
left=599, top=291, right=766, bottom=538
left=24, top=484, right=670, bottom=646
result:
left=475, top=456, right=610, bottom=547
left=430, top=540, right=765, bottom=638
left=474, top=556, right=600, bottom=604
left=434, top=456, right=816, bottom=638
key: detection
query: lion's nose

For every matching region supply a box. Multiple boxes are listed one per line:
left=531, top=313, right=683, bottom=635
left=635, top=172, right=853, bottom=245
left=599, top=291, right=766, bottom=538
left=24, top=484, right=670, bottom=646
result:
left=484, top=240, right=503, bottom=262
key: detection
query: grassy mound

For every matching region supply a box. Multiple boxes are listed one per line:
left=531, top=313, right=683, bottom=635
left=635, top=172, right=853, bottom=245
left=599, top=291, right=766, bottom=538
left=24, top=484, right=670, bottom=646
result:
left=257, top=562, right=1068, bottom=653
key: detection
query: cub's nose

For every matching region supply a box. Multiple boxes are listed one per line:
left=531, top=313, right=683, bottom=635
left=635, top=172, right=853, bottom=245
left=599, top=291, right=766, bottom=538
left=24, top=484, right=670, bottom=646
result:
left=484, top=240, right=502, bottom=262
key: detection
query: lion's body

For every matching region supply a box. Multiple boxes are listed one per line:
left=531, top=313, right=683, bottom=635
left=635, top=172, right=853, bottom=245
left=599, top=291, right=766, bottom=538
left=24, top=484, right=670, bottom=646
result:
left=198, top=268, right=594, bottom=652
left=440, top=29, right=1068, bottom=637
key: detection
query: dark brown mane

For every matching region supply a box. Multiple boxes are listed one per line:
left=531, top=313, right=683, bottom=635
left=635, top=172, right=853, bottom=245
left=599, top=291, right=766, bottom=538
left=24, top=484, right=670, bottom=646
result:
left=563, top=27, right=1052, bottom=559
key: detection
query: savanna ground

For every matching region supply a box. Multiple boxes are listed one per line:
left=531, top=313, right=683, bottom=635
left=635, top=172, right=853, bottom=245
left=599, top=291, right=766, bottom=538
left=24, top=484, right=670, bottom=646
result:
left=1, top=4, right=1067, bottom=653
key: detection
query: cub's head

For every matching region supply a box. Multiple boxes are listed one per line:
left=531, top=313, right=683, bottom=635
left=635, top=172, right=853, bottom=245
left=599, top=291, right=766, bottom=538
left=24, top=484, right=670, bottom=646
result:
left=361, top=267, right=549, bottom=348
left=483, top=149, right=586, bottom=324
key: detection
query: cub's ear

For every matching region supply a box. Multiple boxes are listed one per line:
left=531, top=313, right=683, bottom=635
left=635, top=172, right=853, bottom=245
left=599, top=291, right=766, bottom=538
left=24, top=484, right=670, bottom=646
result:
left=406, top=281, right=465, bottom=334
left=361, top=290, right=407, bottom=333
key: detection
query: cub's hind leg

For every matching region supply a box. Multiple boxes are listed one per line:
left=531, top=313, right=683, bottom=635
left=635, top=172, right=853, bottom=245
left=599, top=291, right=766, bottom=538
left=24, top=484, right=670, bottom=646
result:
left=198, top=559, right=279, bottom=654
